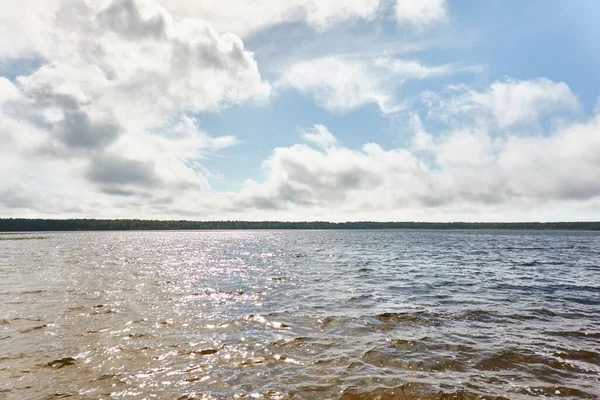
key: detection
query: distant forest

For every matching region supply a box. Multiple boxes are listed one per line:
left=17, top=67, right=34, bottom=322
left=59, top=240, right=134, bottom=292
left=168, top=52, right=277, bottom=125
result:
left=1, top=218, right=599, bottom=231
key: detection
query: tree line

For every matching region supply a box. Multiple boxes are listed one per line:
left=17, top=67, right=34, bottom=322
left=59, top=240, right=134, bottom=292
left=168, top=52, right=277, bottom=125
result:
left=1, top=218, right=599, bottom=231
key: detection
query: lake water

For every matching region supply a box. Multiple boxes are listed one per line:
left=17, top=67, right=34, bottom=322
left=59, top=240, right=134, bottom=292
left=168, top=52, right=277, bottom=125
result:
left=1, top=230, right=599, bottom=399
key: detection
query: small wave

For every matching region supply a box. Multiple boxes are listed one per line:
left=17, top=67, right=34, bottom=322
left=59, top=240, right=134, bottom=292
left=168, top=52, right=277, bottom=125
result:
left=456, top=309, right=502, bottom=322
left=93, top=373, right=117, bottom=381
left=362, top=347, right=469, bottom=372
left=391, top=338, right=429, bottom=351
left=127, top=332, right=151, bottom=339
left=19, top=289, right=45, bottom=295
left=553, top=349, right=600, bottom=364
left=189, top=348, right=219, bottom=356
left=43, top=357, right=77, bottom=369
left=503, top=246, right=546, bottom=251
left=475, top=349, right=592, bottom=375
left=543, top=331, right=600, bottom=339
left=340, top=382, right=509, bottom=400
left=19, top=324, right=48, bottom=333
left=376, top=312, right=439, bottom=326
left=41, top=392, right=75, bottom=399
left=271, top=336, right=309, bottom=349
left=518, top=386, right=597, bottom=399
left=392, top=338, right=475, bottom=354
left=521, top=260, right=542, bottom=266
left=349, top=294, right=372, bottom=302
left=66, top=305, right=88, bottom=312
left=528, top=308, right=558, bottom=317
left=562, top=296, right=600, bottom=306
left=376, top=310, right=506, bottom=326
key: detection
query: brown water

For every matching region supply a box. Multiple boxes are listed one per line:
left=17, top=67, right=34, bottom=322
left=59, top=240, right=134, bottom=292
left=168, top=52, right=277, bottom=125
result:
left=0, top=230, right=599, bottom=399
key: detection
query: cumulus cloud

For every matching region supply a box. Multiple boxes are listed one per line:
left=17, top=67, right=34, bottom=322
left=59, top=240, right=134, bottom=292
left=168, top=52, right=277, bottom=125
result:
left=278, top=55, right=475, bottom=113
left=0, top=78, right=20, bottom=103
left=160, top=0, right=381, bottom=37
left=165, top=0, right=449, bottom=37
left=0, top=0, right=270, bottom=213
left=483, top=78, right=579, bottom=127
left=278, top=56, right=393, bottom=113
left=236, top=79, right=600, bottom=220
left=1, top=0, right=271, bottom=121
left=301, top=124, right=339, bottom=149
left=86, top=154, right=160, bottom=188
left=395, top=0, right=448, bottom=27
left=423, top=78, right=579, bottom=128
left=237, top=105, right=600, bottom=220
left=0, top=185, right=36, bottom=210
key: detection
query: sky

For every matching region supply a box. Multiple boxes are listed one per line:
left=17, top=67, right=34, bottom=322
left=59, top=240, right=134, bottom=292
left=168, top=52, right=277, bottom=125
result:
left=1, top=0, right=600, bottom=222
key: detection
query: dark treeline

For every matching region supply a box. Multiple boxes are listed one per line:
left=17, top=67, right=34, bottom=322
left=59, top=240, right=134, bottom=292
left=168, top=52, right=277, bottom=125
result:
left=1, top=218, right=600, bottom=231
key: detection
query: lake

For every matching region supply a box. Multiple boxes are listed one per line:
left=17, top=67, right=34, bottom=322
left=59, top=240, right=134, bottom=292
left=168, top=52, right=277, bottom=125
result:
left=1, top=230, right=599, bottom=399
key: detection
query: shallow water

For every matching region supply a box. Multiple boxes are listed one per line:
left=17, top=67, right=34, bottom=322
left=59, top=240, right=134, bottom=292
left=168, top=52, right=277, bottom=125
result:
left=0, top=230, right=599, bottom=399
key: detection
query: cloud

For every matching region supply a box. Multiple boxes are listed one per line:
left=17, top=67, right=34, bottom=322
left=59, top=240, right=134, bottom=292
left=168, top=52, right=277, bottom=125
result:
left=0, top=0, right=268, bottom=210
left=18, top=85, right=122, bottom=155
left=163, top=0, right=452, bottom=37
left=236, top=107, right=600, bottom=220
left=423, top=78, right=579, bottom=128
left=395, top=0, right=448, bottom=27
left=0, top=0, right=450, bottom=61
left=86, top=154, right=160, bottom=188
left=161, top=0, right=382, bottom=37
left=0, top=185, right=36, bottom=209
left=278, top=55, right=475, bottom=113
left=1, top=1, right=598, bottom=222
left=277, top=56, right=394, bottom=113
left=301, top=124, right=339, bottom=149
left=1, top=0, right=271, bottom=121
left=373, top=56, right=454, bottom=78
left=483, top=78, right=579, bottom=127
left=0, top=78, right=20, bottom=103
left=97, top=0, right=167, bottom=40
left=239, top=142, right=392, bottom=211
left=497, top=116, right=600, bottom=200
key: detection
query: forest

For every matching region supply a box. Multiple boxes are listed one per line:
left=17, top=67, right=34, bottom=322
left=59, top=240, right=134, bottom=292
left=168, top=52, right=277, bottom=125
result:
left=1, top=218, right=599, bottom=231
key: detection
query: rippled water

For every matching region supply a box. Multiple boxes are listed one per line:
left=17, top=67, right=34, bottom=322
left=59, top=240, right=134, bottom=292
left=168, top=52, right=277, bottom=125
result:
left=1, top=230, right=599, bottom=399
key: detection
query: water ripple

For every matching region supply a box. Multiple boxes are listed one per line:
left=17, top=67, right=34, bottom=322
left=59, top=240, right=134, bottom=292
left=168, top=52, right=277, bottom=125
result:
left=0, top=230, right=599, bottom=399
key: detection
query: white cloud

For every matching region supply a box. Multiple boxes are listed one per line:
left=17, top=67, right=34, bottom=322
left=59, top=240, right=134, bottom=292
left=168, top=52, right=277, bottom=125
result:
left=1, top=0, right=271, bottom=122
left=395, top=0, right=448, bottom=27
left=483, top=78, right=579, bottom=127
left=278, top=55, right=474, bottom=113
left=0, top=0, right=270, bottom=208
left=374, top=56, right=452, bottom=78
left=408, top=113, right=435, bottom=152
left=138, top=0, right=450, bottom=37
left=278, top=56, right=395, bottom=113
left=301, top=124, right=339, bottom=149
left=0, top=0, right=64, bottom=59
left=0, top=78, right=20, bottom=103
left=236, top=109, right=600, bottom=220
left=424, top=78, right=579, bottom=128
left=136, top=0, right=382, bottom=37
left=497, top=115, right=600, bottom=200
left=302, top=0, right=382, bottom=31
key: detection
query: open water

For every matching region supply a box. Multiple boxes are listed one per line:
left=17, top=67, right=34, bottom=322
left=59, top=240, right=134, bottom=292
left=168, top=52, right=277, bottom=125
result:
left=0, top=230, right=599, bottom=399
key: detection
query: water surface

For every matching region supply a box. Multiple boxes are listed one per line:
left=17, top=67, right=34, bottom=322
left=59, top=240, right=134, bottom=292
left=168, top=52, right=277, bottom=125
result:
left=1, top=230, right=599, bottom=399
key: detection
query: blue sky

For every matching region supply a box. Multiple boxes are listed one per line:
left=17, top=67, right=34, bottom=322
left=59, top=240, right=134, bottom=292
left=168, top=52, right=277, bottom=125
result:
left=1, top=0, right=599, bottom=221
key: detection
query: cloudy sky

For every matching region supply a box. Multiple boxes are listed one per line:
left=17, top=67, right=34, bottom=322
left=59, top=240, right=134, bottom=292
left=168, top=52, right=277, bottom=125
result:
left=1, top=0, right=599, bottom=221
